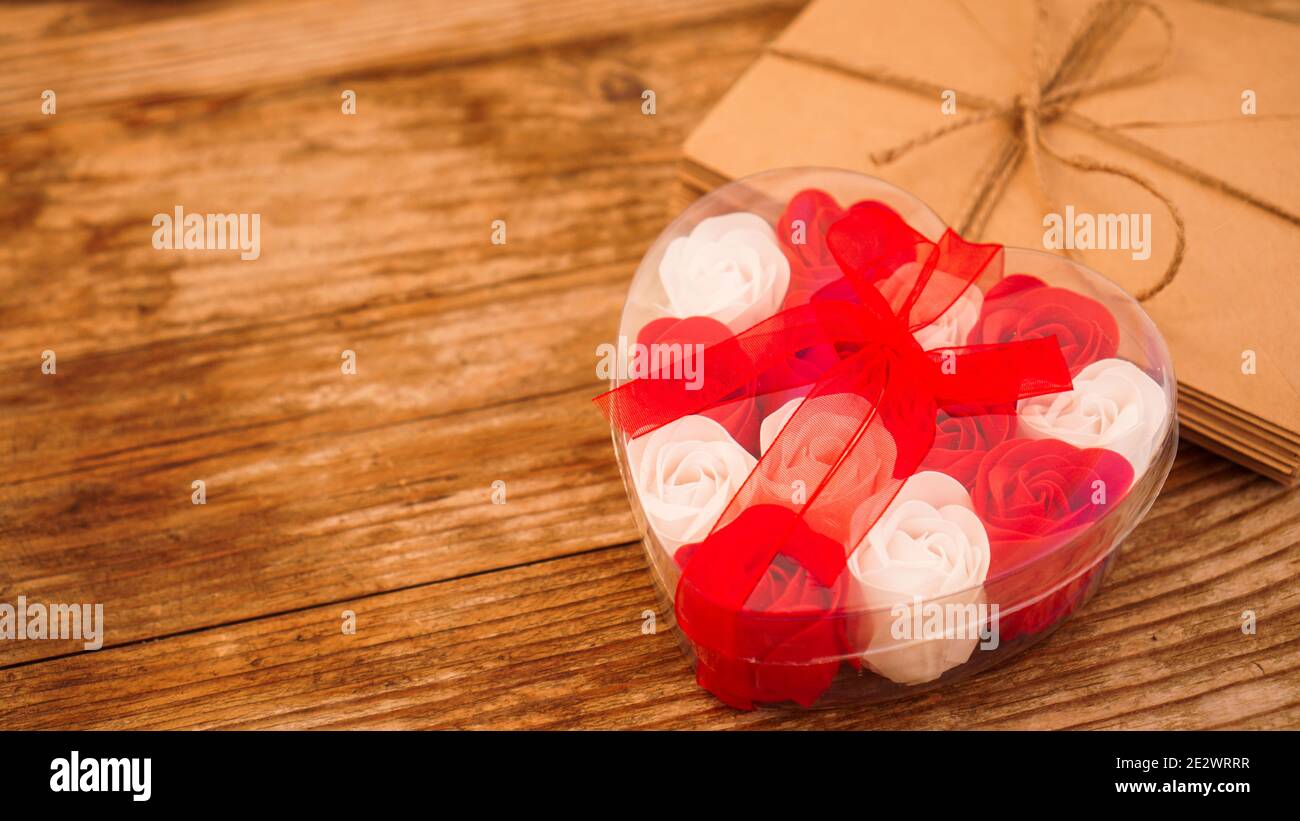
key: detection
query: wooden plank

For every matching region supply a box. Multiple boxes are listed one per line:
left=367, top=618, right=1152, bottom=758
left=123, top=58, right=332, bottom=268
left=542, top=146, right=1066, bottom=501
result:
left=0, top=6, right=803, bottom=664
left=0, top=0, right=804, bottom=131
left=1, top=6, right=792, bottom=362
left=3, top=447, right=1296, bottom=729
left=0, top=389, right=637, bottom=666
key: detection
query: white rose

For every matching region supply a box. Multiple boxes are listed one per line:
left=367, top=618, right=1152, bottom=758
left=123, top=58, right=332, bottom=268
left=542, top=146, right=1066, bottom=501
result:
left=878, top=262, right=983, bottom=350
left=1017, top=357, right=1168, bottom=476
left=659, top=212, right=790, bottom=333
left=625, top=415, right=757, bottom=557
left=846, top=471, right=991, bottom=685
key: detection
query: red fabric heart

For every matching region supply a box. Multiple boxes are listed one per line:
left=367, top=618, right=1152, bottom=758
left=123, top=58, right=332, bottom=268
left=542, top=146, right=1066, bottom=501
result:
left=969, top=274, right=1119, bottom=375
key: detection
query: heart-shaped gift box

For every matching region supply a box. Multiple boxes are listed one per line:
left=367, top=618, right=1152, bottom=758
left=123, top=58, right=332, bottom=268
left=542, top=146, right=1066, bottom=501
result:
left=597, top=168, right=1176, bottom=709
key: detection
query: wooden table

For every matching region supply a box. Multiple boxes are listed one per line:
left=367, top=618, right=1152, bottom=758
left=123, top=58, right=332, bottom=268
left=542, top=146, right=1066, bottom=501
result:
left=2, top=0, right=1297, bottom=729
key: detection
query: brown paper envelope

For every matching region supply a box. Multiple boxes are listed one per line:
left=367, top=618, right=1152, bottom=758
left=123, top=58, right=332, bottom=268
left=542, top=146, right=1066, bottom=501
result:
left=684, top=55, right=1007, bottom=223
left=683, top=0, right=1300, bottom=472
left=1069, top=0, right=1300, bottom=212
left=983, top=91, right=1300, bottom=439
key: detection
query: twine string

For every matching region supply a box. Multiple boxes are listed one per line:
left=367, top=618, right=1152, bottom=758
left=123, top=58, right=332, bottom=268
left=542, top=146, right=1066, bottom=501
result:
left=767, top=0, right=1300, bottom=302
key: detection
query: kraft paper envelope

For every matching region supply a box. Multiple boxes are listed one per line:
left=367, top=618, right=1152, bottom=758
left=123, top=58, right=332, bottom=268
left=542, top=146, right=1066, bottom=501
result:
left=681, top=0, right=1300, bottom=482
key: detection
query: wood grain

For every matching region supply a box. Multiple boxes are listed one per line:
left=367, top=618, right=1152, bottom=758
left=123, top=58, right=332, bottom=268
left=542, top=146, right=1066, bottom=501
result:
left=2, top=446, right=1296, bottom=729
left=0, top=0, right=1297, bottom=728
left=0, top=2, right=796, bottom=665
left=0, top=0, right=805, bottom=132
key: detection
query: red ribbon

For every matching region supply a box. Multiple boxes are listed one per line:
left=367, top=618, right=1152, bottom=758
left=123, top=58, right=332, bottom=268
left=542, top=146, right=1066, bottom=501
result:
left=595, top=205, right=1074, bottom=707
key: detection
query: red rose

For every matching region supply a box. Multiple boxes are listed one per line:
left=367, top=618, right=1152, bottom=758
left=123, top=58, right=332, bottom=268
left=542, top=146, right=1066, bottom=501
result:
left=975, top=438, right=1134, bottom=567
left=776, top=189, right=845, bottom=310
left=777, top=191, right=919, bottom=309
left=969, top=274, right=1119, bottom=375
left=675, top=506, right=848, bottom=709
left=920, top=404, right=1016, bottom=488
left=972, top=438, right=1133, bottom=640
left=637, top=316, right=762, bottom=454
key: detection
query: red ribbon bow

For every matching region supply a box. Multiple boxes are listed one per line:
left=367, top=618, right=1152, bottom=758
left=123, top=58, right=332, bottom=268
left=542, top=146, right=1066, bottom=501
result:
left=596, top=204, right=1074, bottom=708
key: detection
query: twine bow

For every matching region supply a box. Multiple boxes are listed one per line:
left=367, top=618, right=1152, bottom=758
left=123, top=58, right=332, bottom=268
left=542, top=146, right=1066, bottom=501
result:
left=768, top=0, right=1300, bottom=302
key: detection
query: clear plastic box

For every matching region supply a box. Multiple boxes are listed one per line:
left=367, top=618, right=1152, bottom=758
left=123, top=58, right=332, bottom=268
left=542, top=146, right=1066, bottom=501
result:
left=602, top=168, right=1177, bottom=709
